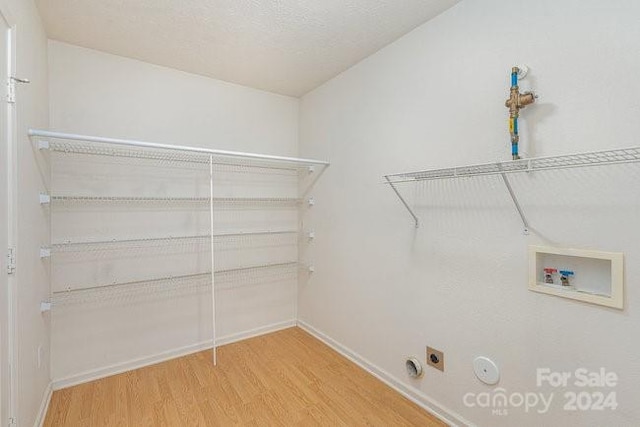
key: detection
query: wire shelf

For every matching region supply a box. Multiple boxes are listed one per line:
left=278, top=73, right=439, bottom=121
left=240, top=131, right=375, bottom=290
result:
left=47, top=195, right=301, bottom=205
left=382, top=145, right=640, bottom=229
left=384, top=146, right=640, bottom=184
left=49, top=139, right=211, bottom=163
left=51, top=261, right=300, bottom=302
left=50, top=262, right=300, bottom=307
left=31, top=129, right=330, bottom=169
left=52, top=272, right=212, bottom=305
left=51, top=230, right=299, bottom=253
left=51, top=233, right=298, bottom=261
left=48, top=140, right=307, bottom=174
left=215, top=261, right=299, bottom=290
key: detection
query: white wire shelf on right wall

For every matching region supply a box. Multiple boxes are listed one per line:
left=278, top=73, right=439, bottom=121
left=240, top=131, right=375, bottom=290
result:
left=383, top=145, right=640, bottom=231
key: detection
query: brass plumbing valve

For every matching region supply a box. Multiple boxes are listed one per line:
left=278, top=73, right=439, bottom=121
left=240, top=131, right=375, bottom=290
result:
left=505, top=89, right=536, bottom=114
left=505, top=66, right=536, bottom=160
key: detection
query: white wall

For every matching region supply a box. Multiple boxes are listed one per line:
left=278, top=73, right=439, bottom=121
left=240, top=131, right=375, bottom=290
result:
left=299, top=1, right=640, bottom=426
left=48, top=41, right=298, bottom=156
left=47, top=41, right=300, bottom=384
left=8, top=0, right=51, bottom=426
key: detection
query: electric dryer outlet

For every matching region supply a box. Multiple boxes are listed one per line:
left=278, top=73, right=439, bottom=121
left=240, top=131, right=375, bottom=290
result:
left=426, top=346, right=444, bottom=372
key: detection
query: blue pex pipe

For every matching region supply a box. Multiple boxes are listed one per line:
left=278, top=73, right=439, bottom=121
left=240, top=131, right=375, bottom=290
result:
left=511, top=70, right=518, bottom=87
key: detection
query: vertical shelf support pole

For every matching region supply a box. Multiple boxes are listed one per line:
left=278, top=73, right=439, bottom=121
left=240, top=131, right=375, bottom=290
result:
left=209, top=155, right=217, bottom=365
left=384, top=176, right=419, bottom=228
left=498, top=165, right=530, bottom=234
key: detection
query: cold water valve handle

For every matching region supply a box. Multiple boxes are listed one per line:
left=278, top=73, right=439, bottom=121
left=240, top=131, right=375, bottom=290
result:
left=559, top=270, right=574, bottom=287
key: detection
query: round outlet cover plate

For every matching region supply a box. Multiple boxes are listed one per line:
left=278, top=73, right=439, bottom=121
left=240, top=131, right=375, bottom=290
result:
left=473, top=356, right=500, bottom=385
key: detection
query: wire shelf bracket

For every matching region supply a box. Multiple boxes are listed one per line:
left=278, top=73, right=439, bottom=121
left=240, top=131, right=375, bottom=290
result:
left=497, top=164, right=530, bottom=235
left=383, top=145, right=640, bottom=232
left=384, top=176, right=419, bottom=228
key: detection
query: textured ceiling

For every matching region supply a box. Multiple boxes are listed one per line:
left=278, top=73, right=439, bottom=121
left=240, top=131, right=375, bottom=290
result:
left=36, top=0, right=460, bottom=97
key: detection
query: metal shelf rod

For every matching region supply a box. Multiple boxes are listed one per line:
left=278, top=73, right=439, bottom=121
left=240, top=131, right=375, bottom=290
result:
left=209, top=155, right=216, bottom=365
left=29, top=129, right=330, bottom=167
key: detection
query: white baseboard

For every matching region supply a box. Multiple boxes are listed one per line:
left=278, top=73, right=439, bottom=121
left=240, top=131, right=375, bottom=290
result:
left=297, top=320, right=474, bottom=427
left=52, top=319, right=295, bottom=391
left=216, top=319, right=296, bottom=346
left=52, top=341, right=213, bottom=390
left=34, top=381, right=52, bottom=427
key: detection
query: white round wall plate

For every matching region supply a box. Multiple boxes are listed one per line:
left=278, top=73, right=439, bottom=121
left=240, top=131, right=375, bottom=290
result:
left=473, top=356, right=500, bottom=385
left=516, top=64, right=529, bottom=79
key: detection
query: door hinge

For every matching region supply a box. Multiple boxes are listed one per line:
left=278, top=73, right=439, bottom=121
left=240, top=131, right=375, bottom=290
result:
left=7, top=79, right=14, bottom=103
left=7, top=76, right=30, bottom=104
left=6, top=247, right=16, bottom=275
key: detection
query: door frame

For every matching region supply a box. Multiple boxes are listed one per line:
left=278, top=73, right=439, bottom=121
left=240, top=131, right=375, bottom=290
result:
left=0, top=1, right=17, bottom=425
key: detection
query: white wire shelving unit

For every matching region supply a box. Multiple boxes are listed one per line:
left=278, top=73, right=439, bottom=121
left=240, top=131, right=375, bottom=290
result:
left=384, top=145, right=640, bottom=231
left=31, top=129, right=329, bottom=366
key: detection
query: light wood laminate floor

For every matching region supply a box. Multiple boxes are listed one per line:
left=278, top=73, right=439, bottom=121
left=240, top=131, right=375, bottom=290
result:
left=44, top=327, right=446, bottom=426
